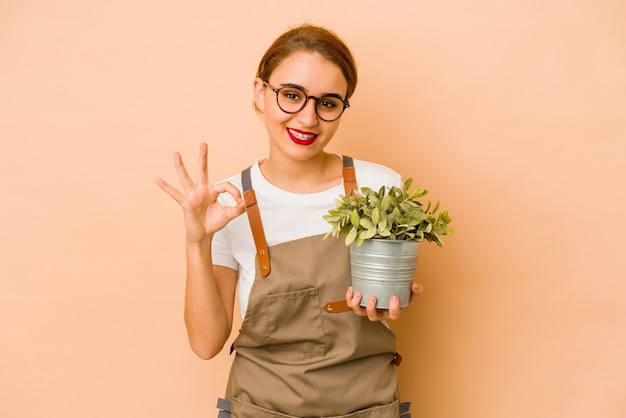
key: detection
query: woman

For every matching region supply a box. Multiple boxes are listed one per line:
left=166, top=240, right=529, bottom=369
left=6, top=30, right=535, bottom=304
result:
left=156, top=24, right=421, bottom=418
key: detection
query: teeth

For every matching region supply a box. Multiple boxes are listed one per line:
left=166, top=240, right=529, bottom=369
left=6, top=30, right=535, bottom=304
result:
left=289, top=129, right=315, bottom=140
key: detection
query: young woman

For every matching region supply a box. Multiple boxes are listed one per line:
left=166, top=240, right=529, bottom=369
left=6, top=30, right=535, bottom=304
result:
left=156, top=24, right=422, bottom=418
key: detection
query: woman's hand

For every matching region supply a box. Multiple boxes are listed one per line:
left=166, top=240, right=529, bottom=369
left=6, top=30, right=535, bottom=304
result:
left=346, top=282, right=424, bottom=321
left=155, top=143, right=246, bottom=244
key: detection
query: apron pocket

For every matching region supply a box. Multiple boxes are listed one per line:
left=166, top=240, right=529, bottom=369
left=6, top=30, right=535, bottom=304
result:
left=265, top=287, right=326, bottom=355
left=231, top=397, right=296, bottom=417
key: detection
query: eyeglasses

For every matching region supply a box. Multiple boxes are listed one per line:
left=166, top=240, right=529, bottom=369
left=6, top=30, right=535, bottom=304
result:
left=263, top=81, right=350, bottom=122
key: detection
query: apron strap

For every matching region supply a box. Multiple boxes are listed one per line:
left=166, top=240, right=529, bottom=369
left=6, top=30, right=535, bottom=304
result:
left=241, top=156, right=356, bottom=279
left=216, top=398, right=232, bottom=417
left=242, top=166, right=271, bottom=277
left=400, top=401, right=412, bottom=417
left=323, top=300, right=353, bottom=313
left=342, top=155, right=358, bottom=196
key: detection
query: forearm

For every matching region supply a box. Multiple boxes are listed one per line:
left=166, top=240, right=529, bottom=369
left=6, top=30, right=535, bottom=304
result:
left=183, top=239, right=233, bottom=359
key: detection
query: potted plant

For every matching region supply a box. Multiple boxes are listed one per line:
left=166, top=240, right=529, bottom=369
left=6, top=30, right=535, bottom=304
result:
left=323, top=178, right=453, bottom=308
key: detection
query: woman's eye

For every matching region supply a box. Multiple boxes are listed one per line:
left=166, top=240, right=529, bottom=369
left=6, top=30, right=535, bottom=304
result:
left=282, top=90, right=302, bottom=102
left=319, top=98, right=339, bottom=109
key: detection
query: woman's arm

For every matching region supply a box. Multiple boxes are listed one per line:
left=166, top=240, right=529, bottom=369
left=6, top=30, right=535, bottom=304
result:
left=156, top=143, right=246, bottom=359
left=184, top=242, right=237, bottom=359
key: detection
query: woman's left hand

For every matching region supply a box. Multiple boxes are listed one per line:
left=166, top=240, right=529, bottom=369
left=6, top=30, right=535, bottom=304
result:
left=346, top=282, right=424, bottom=321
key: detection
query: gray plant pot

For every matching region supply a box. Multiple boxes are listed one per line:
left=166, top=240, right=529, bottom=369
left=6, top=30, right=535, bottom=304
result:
left=349, top=239, right=421, bottom=309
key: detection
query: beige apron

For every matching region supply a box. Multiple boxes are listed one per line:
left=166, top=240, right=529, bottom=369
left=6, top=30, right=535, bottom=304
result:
left=218, top=157, right=410, bottom=418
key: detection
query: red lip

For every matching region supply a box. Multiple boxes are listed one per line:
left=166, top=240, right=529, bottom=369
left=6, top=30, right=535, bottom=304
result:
left=287, top=128, right=318, bottom=145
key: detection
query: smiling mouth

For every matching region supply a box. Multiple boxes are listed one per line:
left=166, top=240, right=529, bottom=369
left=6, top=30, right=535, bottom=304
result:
left=287, top=128, right=318, bottom=145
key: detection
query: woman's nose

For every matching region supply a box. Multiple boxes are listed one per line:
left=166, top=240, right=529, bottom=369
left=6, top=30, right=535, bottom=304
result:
left=296, top=98, right=319, bottom=126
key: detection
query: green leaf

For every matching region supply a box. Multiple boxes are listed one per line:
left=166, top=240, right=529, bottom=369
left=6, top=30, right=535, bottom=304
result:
left=399, top=202, right=414, bottom=213
left=378, top=227, right=391, bottom=237
left=323, top=215, right=341, bottom=223
left=345, top=227, right=357, bottom=246
left=377, top=215, right=387, bottom=232
left=361, top=186, right=373, bottom=196
left=359, top=218, right=374, bottom=228
left=359, top=226, right=377, bottom=240
left=350, top=209, right=360, bottom=228
left=371, top=207, right=380, bottom=225
left=381, top=193, right=393, bottom=212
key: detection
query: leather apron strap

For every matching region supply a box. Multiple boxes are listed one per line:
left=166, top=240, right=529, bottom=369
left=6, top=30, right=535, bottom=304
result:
left=241, top=166, right=271, bottom=276
left=342, top=155, right=357, bottom=196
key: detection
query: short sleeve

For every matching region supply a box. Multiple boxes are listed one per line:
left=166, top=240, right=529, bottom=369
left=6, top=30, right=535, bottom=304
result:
left=211, top=227, right=239, bottom=271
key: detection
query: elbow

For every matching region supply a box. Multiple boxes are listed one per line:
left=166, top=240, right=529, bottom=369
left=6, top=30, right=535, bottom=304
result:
left=184, top=314, right=231, bottom=360
left=188, top=334, right=226, bottom=360
left=191, top=344, right=222, bottom=360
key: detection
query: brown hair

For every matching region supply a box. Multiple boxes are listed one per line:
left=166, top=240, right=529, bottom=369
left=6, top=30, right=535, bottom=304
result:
left=256, top=24, right=358, bottom=100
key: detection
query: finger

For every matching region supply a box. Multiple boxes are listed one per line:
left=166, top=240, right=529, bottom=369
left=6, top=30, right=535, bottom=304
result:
left=365, top=297, right=382, bottom=321
left=211, top=181, right=244, bottom=204
left=347, top=288, right=367, bottom=317
left=412, top=282, right=424, bottom=295
left=208, top=181, right=247, bottom=221
left=387, top=296, right=401, bottom=320
left=349, top=289, right=363, bottom=309
left=173, top=152, right=196, bottom=193
left=196, top=143, right=209, bottom=187
left=155, top=177, right=186, bottom=204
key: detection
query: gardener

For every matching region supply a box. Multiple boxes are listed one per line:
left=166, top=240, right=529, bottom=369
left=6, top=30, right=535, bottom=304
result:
left=156, top=23, right=423, bottom=418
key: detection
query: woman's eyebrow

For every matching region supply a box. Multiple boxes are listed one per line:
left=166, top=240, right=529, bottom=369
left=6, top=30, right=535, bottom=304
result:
left=279, top=82, right=344, bottom=99
left=279, top=82, right=307, bottom=91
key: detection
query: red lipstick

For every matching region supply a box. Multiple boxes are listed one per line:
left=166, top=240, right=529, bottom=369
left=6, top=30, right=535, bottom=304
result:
left=287, top=128, right=318, bottom=146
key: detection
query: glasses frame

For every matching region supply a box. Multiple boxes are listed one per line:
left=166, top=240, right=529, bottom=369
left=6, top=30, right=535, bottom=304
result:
left=263, top=81, right=350, bottom=122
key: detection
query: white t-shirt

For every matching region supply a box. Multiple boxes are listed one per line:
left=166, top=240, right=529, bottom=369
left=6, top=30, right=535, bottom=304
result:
left=212, top=157, right=402, bottom=318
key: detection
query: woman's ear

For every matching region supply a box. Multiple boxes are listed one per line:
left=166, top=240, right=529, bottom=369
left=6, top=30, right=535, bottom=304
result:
left=253, top=78, right=265, bottom=113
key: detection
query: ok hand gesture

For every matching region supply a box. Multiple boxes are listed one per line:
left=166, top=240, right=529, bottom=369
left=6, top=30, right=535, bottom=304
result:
left=155, top=143, right=246, bottom=244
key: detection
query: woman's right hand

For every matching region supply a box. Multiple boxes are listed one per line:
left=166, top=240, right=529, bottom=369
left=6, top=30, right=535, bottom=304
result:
left=155, top=143, right=247, bottom=244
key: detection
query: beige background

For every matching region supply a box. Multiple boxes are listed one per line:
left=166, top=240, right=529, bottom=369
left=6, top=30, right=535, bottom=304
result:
left=2, top=1, right=625, bottom=417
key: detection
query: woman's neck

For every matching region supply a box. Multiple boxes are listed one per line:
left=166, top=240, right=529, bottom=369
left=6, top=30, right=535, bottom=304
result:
left=259, top=152, right=343, bottom=194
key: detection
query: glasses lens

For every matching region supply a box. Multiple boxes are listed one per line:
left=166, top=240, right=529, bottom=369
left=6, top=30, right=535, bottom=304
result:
left=276, top=88, right=307, bottom=113
left=316, top=96, right=344, bottom=121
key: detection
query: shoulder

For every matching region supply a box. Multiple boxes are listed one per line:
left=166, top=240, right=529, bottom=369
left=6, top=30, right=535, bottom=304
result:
left=352, top=158, right=403, bottom=189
